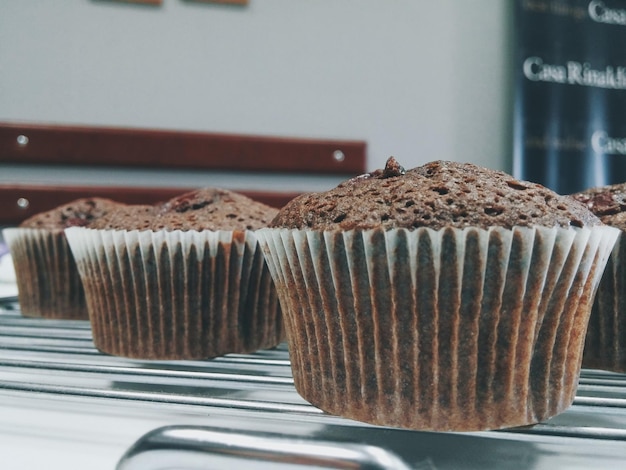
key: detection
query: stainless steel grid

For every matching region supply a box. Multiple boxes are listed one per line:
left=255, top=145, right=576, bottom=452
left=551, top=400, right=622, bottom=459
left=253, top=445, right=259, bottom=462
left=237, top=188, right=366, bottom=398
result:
left=2, top=299, right=626, bottom=469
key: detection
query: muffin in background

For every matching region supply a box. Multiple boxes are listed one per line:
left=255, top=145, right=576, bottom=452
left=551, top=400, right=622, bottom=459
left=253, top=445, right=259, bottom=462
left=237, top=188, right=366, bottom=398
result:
left=2, top=198, right=122, bottom=319
left=65, top=188, right=284, bottom=360
left=572, top=183, right=626, bottom=373
left=256, top=158, right=619, bottom=432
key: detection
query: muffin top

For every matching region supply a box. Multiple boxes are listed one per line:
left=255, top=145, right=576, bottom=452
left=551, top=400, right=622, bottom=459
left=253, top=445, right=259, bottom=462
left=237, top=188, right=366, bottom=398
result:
left=19, top=198, right=122, bottom=231
left=271, top=158, right=601, bottom=231
left=90, top=188, right=278, bottom=231
left=571, top=182, right=626, bottom=231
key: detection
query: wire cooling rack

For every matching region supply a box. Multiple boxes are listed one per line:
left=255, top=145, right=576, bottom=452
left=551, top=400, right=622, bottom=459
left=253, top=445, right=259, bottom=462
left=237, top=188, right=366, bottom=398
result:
left=1, top=300, right=626, bottom=469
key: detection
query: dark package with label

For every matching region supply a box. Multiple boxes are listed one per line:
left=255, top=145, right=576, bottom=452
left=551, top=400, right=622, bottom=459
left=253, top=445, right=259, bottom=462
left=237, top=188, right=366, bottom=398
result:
left=513, top=0, right=626, bottom=195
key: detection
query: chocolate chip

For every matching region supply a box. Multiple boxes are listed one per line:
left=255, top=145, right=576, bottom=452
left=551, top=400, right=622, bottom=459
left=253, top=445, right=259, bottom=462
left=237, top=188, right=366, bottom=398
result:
left=382, top=157, right=406, bottom=178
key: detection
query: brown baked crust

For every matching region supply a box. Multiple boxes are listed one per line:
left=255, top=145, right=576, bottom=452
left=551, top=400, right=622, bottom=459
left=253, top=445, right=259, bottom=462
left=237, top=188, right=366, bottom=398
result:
left=571, top=182, right=626, bottom=231
left=272, top=158, right=601, bottom=231
left=19, top=198, right=122, bottom=230
left=88, top=205, right=161, bottom=231
left=89, top=188, right=278, bottom=231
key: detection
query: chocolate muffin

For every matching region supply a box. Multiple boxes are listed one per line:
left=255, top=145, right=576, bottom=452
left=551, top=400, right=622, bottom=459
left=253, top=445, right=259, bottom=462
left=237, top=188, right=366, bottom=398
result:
left=572, top=183, right=626, bottom=373
left=2, top=198, right=122, bottom=319
left=65, top=188, right=284, bottom=360
left=256, top=158, right=619, bottom=432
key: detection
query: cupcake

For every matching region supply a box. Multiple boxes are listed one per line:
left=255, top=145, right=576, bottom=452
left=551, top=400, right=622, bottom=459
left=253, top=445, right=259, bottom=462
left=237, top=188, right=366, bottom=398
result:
left=64, top=188, right=284, bottom=360
left=255, top=157, right=619, bottom=432
left=2, top=198, right=122, bottom=319
left=572, top=183, right=626, bottom=373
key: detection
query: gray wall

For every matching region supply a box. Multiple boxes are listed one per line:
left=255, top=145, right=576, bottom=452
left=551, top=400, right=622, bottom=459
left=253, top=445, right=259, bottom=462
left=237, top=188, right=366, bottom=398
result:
left=0, top=0, right=515, bottom=190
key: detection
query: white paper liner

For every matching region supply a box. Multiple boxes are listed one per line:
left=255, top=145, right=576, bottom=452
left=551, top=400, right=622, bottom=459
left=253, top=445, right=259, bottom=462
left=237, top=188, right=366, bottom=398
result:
left=65, top=227, right=283, bottom=360
left=2, top=228, right=88, bottom=319
left=256, top=225, right=619, bottom=431
left=583, top=231, right=626, bottom=372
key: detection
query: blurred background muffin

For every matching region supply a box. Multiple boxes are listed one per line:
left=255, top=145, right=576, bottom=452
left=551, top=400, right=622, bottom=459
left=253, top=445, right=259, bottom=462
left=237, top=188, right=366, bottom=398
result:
left=2, top=198, right=122, bottom=319
left=65, top=187, right=284, bottom=360
left=572, top=183, right=626, bottom=373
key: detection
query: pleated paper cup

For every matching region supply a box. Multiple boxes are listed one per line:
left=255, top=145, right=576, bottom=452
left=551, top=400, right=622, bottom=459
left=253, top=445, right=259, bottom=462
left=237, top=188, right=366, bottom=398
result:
left=256, top=225, right=619, bottom=432
left=2, top=228, right=88, bottom=319
left=65, top=227, right=284, bottom=360
left=583, top=231, right=626, bottom=373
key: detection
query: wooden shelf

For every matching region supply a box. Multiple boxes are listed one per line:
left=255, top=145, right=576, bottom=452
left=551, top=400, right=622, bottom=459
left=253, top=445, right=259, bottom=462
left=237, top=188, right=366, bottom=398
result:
left=0, top=122, right=366, bottom=175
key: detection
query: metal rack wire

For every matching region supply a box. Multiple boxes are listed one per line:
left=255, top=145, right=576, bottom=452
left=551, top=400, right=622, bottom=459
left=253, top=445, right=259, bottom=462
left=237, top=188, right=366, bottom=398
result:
left=1, top=300, right=626, bottom=469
